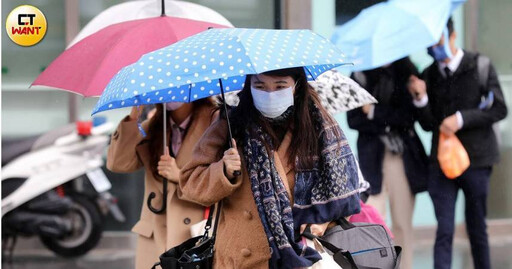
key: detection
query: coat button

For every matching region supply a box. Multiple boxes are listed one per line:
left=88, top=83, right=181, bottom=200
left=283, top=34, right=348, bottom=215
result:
left=183, top=218, right=191, bottom=225
left=243, top=210, right=253, bottom=220
left=241, top=248, right=251, bottom=257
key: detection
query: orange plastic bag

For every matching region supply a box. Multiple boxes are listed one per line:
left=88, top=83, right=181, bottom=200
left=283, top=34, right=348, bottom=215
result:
left=437, top=133, right=470, bottom=179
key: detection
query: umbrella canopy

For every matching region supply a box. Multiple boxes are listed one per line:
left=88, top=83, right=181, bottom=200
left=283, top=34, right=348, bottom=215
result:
left=331, top=0, right=465, bottom=72
left=32, top=16, right=229, bottom=96
left=309, top=70, right=377, bottom=114
left=69, top=0, right=233, bottom=47
left=92, top=28, right=348, bottom=115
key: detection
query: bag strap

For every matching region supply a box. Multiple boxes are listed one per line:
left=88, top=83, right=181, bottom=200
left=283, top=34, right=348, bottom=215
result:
left=477, top=55, right=491, bottom=95
left=202, top=201, right=222, bottom=241
left=302, top=228, right=359, bottom=269
left=212, top=200, right=222, bottom=240
left=476, top=55, right=495, bottom=110
left=302, top=230, right=341, bottom=254
left=335, top=218, right=356, bottom=230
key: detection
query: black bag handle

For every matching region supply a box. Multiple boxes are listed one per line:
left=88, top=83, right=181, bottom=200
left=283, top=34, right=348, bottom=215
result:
left=302, top=227, right=342, bottom=255
left=212, top=200, right=222, bottom=238
left=203, top=200, right=222, bottom=243
left=302, top=225, right=359, bottom=269
left=335, top=217, right=356, bottom=230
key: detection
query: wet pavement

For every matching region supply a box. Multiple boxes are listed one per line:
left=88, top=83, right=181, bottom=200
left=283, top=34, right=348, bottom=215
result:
left=3, top=232, right=512, bottom=269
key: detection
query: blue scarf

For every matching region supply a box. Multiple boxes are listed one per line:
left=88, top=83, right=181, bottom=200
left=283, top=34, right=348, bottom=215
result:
left=242, top=104, right=361, bottom=269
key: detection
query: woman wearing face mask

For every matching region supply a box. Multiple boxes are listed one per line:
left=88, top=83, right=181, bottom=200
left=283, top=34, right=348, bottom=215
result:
left=179, top=67, right=361, bottom=269
left=107, top=98, right=217, bottom=269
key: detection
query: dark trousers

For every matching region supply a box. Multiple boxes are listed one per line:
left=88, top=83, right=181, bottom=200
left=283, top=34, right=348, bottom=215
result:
left=428, top=166, right=492, bottom=269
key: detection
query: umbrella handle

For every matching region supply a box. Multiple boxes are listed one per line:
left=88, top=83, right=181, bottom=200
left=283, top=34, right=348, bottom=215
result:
left=219, top=79, right=241, bottom=177
left=147, top=178, right=168, bottom=214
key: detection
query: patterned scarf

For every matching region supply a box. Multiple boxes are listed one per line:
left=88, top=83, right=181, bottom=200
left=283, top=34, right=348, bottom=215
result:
left=242, top=103, right=361, bottom=269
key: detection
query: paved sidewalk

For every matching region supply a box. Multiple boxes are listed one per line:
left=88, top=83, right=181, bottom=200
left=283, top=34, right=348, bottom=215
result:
left=3, top=229, right=512, bottom=269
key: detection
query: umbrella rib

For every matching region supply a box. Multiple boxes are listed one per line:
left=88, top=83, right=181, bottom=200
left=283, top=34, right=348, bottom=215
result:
left=188, top=83, right=192, bottom=103
left=305, top=67, right=316, bottom=81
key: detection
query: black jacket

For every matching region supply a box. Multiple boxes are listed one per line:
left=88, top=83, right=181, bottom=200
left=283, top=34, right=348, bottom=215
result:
left=348, top=58, right=429, bottom=195
left=417, top=50, right=508, bottom=167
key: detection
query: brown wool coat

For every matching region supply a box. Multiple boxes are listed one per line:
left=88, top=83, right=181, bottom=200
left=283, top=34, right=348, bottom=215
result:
left=179, top=119, right=297, bottom=269
left=107, top=103, right=217, bottom=269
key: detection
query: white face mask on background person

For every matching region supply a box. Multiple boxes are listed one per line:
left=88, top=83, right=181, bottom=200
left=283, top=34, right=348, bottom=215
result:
left=250, top=86, right=294, bottom=118
left=165, top=102, right=184, bottom=111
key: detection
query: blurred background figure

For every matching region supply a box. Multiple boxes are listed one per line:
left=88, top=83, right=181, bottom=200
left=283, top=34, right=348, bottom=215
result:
left=408, top=17, right=507, bottom=269
left=348, top=57, right=429, bottom=269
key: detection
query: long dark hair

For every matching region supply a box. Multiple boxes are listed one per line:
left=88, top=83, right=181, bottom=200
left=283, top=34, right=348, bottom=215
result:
left=146, top=98, right=214, bottom=179
left=228, top=67, right=335, bottom=169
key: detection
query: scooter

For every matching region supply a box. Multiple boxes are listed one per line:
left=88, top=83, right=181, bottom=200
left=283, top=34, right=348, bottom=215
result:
left=1, top=117, right=125, bottom=259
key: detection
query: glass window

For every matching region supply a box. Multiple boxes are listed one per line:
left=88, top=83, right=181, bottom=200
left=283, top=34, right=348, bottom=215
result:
left=476, top=0, right=512, bottom=75
left=335, top=0, right=384, bottom=25
left=473, top=0, right=512, bottom=219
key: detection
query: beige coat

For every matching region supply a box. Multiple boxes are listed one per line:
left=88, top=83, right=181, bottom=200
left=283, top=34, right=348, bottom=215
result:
left=107, top=104, right=217, bottom=269
left=179, top=119, right=298, bottom=269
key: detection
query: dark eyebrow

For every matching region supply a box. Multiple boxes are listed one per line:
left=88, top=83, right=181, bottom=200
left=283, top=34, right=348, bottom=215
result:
left=275, top=81, right=288, bottom=84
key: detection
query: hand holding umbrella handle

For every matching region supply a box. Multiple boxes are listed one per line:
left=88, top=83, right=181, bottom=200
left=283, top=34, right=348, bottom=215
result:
left=147, top=113, right=173, bottom=215
left=220, top=79, right=241, bottom=177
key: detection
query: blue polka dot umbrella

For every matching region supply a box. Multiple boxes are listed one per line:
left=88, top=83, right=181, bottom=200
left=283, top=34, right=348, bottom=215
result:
left=92, top=28, right=349, bottom=115
left=92, top=28, right=349, bottom=158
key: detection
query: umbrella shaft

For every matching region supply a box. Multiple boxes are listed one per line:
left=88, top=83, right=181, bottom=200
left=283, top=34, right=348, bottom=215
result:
left=219, top=79, right=234, bottom=148
left=163, top=103, right=167, bottom=152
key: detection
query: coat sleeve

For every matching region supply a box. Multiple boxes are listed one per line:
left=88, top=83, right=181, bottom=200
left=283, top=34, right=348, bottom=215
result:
left=347, top=95, right=417, bottom=134
left=415, top=69, right=439, bottom=132
left=178, top=119, right=243, bottom=207
left=347, top=108, right=384, bottom=134
left=347, top=72, right=385, bottom=134
left=372, top=98, right=417, bottom=129
left=106, top=116, right=146, bottom=173
left=460, top=63, right=508, bottom=129
left=372, top=58, right=419, bottom=129
left=348, top=62, right=418, bottom=133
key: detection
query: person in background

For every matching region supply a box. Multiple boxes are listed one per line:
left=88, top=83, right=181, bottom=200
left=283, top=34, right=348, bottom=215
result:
left=408, top=17, right=507, bottom=269
left=348, top=57, right=429, bottom=269
left=107, top=98, right=217, bottom=269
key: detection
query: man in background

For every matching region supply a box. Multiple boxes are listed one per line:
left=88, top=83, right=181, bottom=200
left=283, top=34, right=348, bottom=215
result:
left=408, top=18, right=507, bottom=269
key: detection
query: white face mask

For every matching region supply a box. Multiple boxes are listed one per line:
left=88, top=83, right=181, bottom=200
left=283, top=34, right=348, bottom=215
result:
left=251, top=86, right=294, bottom=118
left=165, top=102, right=184, bottom=111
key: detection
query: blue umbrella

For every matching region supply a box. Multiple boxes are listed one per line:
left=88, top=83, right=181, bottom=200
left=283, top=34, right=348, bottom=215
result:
left=331, top=0, right=465, bottom=72
left=92, top=28, right=348, bottom=115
